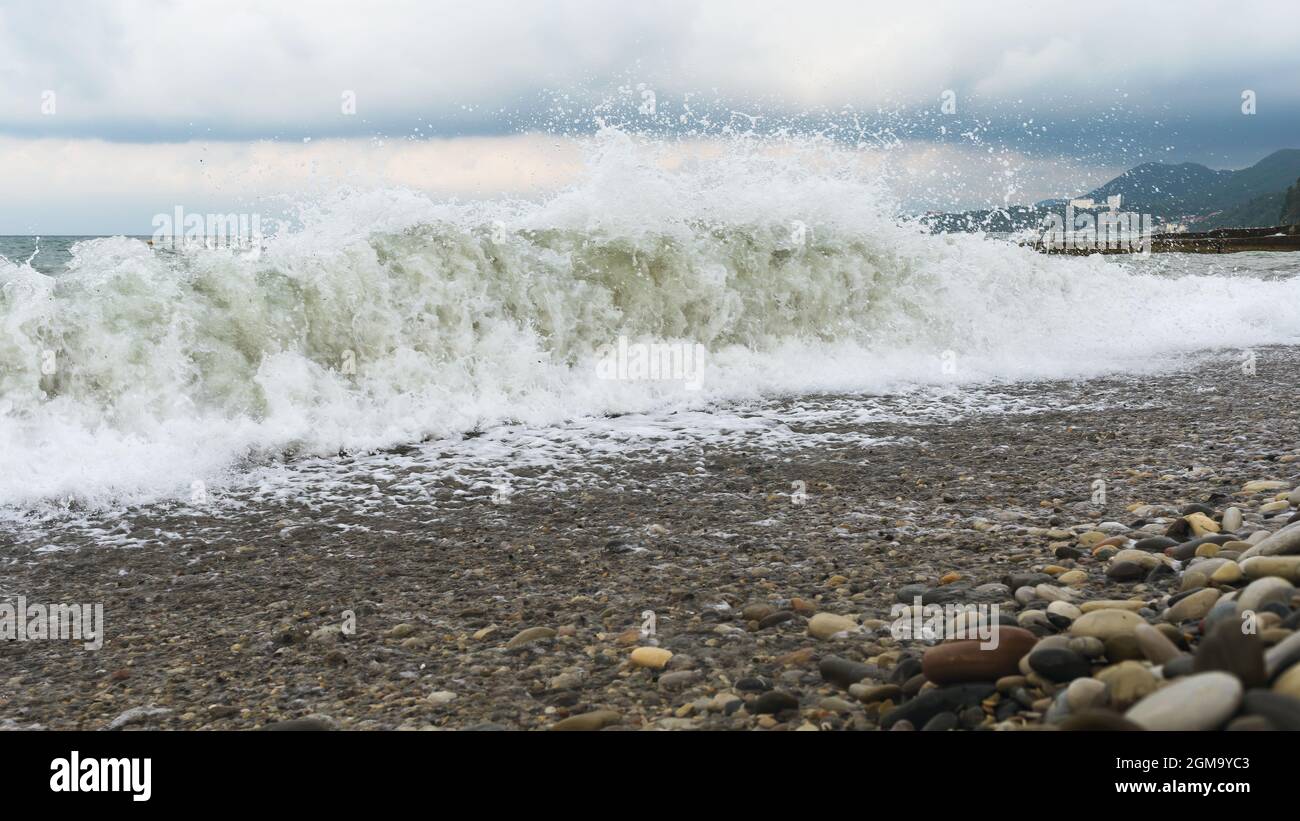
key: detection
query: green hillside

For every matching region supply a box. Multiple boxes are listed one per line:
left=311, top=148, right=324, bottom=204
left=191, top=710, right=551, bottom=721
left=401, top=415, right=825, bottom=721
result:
left=1195, top=191, right=1287, bottom=230
left=1085, top=150, right=1300, bottom=228
left=1282, top=178, right=1300, bottom=224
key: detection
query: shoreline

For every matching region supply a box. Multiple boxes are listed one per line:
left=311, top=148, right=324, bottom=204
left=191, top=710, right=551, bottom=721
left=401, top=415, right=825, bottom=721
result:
left=2, top=346, right=1299, bottom=730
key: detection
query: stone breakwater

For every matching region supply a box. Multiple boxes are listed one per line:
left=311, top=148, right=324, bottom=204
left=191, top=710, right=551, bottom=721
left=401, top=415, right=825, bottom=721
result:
left=1, top=347, right=1299, bottom=731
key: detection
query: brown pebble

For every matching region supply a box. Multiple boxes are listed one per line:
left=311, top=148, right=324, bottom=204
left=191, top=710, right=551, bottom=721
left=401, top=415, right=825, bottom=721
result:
left=1059, top=709, right=1144, bottom=731
left=921, top=627, right=1039, bottom=685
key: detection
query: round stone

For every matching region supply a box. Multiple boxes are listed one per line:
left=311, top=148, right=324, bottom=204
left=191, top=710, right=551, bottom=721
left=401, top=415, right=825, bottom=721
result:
left=629, top=647, right=673, bottom=669
left=1242, top=480, right=1288, bottom=493
left=1273, top=662, right=1300, bottom=699
left=1265, top=631, right=1300, bottom=677
left=1134, top=622, right=1181, bottom=664
left=1204, top=598, right=1242, bottom=633
left=1125, top=672, right=1243, bottom=730
left=1210, top=561, right=1243, bottom=585
left=849, top=683, right=901, bottom=703
left=1185, top=512, right=1220, bottom=537
left=1059, top=710, right=1144, bottom=731
left=1027, top=647, right=1090, bottom=682
left=658, top=670, right=702, bottom=689
left=1065, top=676, right=1108, bottom=711
left=1048, top=600, right=1082, bottom=622
left=1035, top=583, right=1072, bottom=602
left=1222, top=507, right=1244, bottom=533
left=1096, top=660, right=1159, bottom=709
left=751, top=690, right=799, bottom=715
left=1165, top=588, right=1221, bottom=623
left=921, top=712, right=959, bottom=731
left=1240, top=690, right=1300, bottom=731
left=1194, top=542, right=1220, bottom=558
left=1080, top=600, right=1146, bottom=613
left=505, top=626, right=556, bottom=648
left=807, top=612, right=857, bottom=640
left=1162, top=654, right=1196, bottom=678
left=1193, top=619, right=1266, bottom=688
left=1107, top=561, right=1146, bottom=581
left=758, top=611, right=795, bottom=629
left=1017, top=609, right=1050, bottom=630
left=1113, top=549, right=1163, bottom=568
left=1226, top=716, right=1275, bottom=731
left=1189, top=557, right=1230, bottom=576
left=1240, top=556, right=1300, bottom=582
left=1068, top=636, right=1105, bottom=658
left=1070, top=608, right=1144, bottom=640
left=1238, top=577, right=1295, bottom=612
left=1057, top=570, right=1088, bottom=586
left=921, top=627, right=1039, bottom=685
left=1104, top=634, right=1144, bottom=662
left=818, top=655, right=875, bottom=688
left=1135, top=536, right=1179, bottom=552
left=551, top=710, right=622, bottom=731
left=1240, top=522, right=1300, bottom=558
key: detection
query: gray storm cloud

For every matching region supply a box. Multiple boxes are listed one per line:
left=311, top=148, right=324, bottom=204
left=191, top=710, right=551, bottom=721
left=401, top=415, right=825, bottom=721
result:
left=0, top=0, right=1295, bottom=142
left=0, top=0, right=1296, bottom=232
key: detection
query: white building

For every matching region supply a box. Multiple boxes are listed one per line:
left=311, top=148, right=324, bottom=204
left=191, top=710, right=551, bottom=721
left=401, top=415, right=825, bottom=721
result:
left=1067, top=194, right=1122, bottom=211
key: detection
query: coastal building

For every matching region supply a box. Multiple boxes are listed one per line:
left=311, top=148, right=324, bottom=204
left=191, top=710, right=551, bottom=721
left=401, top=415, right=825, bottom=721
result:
left=1067, top=194, right=1122, bottom=210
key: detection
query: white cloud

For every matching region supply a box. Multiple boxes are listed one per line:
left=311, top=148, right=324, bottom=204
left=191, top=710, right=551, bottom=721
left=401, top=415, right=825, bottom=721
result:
left=1, top=0, right=1296, bottom=137
left=0, top=0, right=1294, bottom=230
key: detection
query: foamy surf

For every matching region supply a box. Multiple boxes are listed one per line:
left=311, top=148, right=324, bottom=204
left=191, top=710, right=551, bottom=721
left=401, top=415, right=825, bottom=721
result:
left=2, top=130, right=1299, bottom=516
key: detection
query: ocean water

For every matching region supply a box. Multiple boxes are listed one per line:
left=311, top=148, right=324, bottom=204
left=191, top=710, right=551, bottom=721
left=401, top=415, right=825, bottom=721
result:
left=3, top=130, right=1300, bottom=530
left=0, top=236, right=116, bottom=276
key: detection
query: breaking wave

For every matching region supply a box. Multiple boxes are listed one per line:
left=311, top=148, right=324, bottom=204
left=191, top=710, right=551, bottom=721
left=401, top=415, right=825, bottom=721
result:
left=2, top=130, right=1299, bottom=512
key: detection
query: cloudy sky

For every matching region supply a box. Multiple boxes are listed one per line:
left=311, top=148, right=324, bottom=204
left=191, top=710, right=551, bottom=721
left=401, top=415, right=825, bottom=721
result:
left=1, top=0, right=1297, bottom=233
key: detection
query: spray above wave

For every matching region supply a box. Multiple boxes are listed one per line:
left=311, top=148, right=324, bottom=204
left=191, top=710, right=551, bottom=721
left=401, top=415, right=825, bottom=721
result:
left=2, top=129, right=1299, bottom=512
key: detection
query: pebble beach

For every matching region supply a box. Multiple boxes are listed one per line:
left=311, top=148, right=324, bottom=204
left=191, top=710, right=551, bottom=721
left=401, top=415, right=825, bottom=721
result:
left=3, top=345, right=1300, bottom=732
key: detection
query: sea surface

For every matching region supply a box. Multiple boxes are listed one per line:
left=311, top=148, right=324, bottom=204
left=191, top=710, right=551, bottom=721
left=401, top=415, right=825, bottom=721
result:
left=2, top=134, right=1300, bottom=542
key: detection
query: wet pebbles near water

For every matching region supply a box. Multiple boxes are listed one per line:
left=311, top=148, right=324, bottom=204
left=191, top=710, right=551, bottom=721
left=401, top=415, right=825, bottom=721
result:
left=2, top=347, right=1300, bottom=731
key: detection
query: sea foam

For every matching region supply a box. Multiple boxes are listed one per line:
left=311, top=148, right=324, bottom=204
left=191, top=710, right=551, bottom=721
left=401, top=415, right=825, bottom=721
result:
left=2, top=129, right=1298, bottom=513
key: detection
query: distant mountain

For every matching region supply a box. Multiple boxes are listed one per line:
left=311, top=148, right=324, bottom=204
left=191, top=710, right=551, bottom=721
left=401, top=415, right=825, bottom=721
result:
left=1195, top=190, right=1287, bottom=231
left=1282, top=178, right=1300, bottom=225
left=1033, top=198, right=1069, bottom=209
left=918, top=205, right=1046, bottom=234
left=1087, top=162, right=1228, bottom=216
left=919, top=150, right=1300, bottom=234
left=1085, top=149, right=1300, bottom=227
